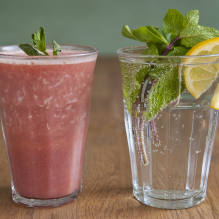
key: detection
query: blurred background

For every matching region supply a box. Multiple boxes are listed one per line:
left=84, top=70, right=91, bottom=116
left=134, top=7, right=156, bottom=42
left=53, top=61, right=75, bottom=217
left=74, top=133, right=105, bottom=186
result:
left=0, top=0, right=218, bottom=56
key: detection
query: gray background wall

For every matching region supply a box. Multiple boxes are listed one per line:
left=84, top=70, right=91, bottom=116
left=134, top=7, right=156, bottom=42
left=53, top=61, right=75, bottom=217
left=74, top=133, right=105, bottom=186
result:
left=0, top=0, right=218, bottom=55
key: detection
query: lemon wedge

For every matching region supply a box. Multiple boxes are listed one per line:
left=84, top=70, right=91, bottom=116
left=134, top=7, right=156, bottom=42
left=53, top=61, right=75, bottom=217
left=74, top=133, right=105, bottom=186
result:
left=210, top=83, right=219, bottom=109
left=184, top=37, right=219, bottom=99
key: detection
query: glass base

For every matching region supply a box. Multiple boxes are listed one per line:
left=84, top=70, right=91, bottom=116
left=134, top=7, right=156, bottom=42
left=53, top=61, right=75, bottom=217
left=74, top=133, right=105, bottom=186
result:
left=133, top=188, right=206, bottom=209
left=12, top=188, right=80, bottom=208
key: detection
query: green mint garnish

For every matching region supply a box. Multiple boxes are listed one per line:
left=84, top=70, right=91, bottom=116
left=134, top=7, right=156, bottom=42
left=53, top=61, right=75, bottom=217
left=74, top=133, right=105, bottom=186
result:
left=19, top=27, right=61, bottom=56
left=18, top=44, right=43, bottom=56
left=145, top=66, right=186, bottom=121
left=180, top=25, right=219, bottom=47
left=166, top=46, right=191, bottom=56
left=163, top=9, right=186, bottom=36
left=149, top=65, right=171, bottom=79
left=31, top=27, right=48, bottom=55
left=52, top=40, right=61, bottom=55
left=120, top=8, right=219, bottom=165
left=185, top=10, right=199, bottom=27
left=141, top=45, right=159, bottom=56
left=121, top=62, right=150, bottom=112
left=122, top=25, right=169, bottom=46
left=121, top=9, right=219, bottom=119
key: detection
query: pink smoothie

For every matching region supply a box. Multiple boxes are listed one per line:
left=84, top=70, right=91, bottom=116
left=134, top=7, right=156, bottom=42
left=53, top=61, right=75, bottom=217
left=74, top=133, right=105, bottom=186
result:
left=0, top=53, right=96, bottom=199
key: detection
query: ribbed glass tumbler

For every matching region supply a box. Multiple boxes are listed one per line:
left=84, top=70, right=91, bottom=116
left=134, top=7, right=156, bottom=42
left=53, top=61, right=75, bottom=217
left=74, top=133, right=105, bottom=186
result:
left=117, top=46, right=219, bottom=209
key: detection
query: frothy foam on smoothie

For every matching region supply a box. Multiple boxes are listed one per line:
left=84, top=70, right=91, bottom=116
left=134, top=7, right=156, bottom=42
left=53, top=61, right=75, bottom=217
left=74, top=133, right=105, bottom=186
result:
left=0, top=49, right=97, bottom=65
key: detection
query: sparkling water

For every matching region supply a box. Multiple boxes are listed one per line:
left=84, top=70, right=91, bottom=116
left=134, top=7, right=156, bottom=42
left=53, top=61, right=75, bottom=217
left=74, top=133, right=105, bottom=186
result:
left=124, top=90, right=218, bottom=209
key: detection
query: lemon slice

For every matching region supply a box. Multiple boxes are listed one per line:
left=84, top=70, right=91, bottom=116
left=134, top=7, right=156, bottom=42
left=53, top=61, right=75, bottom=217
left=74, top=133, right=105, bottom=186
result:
left=184, top=37, right=219, bottom=99
left=210, top=84, right=219, bottom=109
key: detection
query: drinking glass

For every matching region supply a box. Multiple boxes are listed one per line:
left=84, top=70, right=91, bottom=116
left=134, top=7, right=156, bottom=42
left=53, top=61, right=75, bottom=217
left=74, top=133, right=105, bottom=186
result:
left=117, top=46, right=219, bottom=209
left=0, top=45, right=98, bottom=207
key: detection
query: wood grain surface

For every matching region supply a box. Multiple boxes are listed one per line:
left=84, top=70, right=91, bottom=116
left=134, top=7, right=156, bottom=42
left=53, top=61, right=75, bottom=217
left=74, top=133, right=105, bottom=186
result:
left=0, top=57, right=219, bottom=219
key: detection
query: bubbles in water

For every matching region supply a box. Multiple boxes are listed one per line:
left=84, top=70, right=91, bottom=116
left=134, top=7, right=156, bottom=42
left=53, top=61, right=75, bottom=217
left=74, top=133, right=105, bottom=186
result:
left=173, top=114, right=176, bottom=117
left=182, top=124, right=184, bottom=128
left=160, top=151, right=164, bottom=154
left=161, top=126, right=163, bottom=128
left=196, top=150, right=201, bottom=153
left=153, top=150, right=158, bottom=153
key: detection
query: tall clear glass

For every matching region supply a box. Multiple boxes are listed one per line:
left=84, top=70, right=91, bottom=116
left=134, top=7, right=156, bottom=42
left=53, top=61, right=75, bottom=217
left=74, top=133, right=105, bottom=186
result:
left=0, top=45, right=98, bottom=207
left=117, top=46, right=219, bottom=209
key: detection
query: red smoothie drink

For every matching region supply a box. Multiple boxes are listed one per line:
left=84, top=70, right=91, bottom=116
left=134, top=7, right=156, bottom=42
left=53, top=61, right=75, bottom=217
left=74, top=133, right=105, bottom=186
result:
left=0, top=45, right=98, bottom=207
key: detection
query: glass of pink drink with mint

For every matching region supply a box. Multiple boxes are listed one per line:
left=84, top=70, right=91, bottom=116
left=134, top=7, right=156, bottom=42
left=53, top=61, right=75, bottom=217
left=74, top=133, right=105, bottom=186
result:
left=0, top=45, right=98, bottom=207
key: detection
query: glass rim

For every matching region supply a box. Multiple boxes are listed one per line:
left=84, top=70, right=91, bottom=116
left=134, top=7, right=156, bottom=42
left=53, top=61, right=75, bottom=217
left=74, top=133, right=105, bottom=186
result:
left=117, top=45, right=219, bottom=59
left=0, top=44, right=99, bottom=60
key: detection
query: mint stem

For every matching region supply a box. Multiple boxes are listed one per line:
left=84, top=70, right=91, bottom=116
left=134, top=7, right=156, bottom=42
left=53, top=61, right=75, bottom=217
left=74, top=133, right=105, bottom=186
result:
left=133, top=36, right=181, bottom=165
left=162, top=36, right=181, bottom=55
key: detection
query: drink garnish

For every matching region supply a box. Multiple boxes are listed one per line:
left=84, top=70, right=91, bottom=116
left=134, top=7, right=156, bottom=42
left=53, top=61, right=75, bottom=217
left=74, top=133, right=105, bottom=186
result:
left=19, top=27, right=61, bottom=56
left=121, top=9, right=219, bottom=120
left=184, top=37, right=219, bottom=99
left=121, top=9, right=219, bottom=165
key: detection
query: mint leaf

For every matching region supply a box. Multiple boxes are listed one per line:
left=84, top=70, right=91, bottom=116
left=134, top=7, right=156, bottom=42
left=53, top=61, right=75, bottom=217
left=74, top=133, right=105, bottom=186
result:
left=143, top=26, right=169, bottom=44
left=142, top=45, right=159, bottom=55
left=121, top=62, right=150, bottom=112
left=148, top=42, right=167, bottom=55
left=166, top=46, right=191, bottom=56
left=122, top=25, right=168, bottom=44
left=145, top=66, right=185, bottom=121
left=122, top=25, right=138, bottom=41
left=52, top=40, right=61, bottom=55
left=18, top=44, right=43, bottom=56
left=149, top=65, right=171, bottom=79
left=163, top=9, right=186, bottom=36
left=185, top=10, right=199, bottom=28
left=31, top=27, right=49, bottom=55
left=180, top=25, right=219, bottom=47
left=19, top=27, right=61, bottom=56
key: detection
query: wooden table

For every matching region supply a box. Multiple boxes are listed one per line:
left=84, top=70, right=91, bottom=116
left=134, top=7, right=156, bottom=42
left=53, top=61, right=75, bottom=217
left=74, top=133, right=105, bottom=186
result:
left=0, top=57, right=219, bottom=219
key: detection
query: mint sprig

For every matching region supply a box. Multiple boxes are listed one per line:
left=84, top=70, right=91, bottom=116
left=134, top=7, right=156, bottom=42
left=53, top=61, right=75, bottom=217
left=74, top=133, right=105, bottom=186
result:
left=120, top=8, right=219, bottom=166
left=19, top=27, right=61, bottom=56
left=121, top=9, right=219, bottom=119
left=31, top=27, right=48, bottom=55
left=122, top=9, right=219, bottom=56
